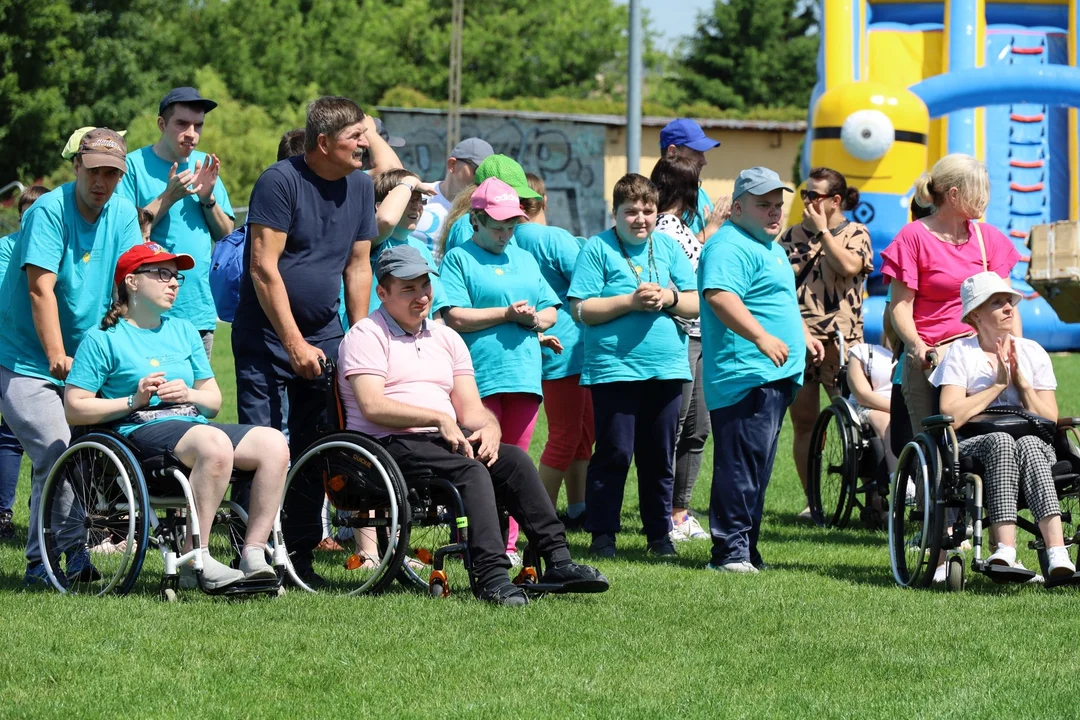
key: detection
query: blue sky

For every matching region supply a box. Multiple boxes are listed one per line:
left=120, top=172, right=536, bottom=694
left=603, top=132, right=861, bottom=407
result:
left=640, top=0, right=714, bottom=52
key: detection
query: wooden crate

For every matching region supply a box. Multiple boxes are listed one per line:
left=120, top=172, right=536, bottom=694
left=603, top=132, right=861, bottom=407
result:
left=1026, top=221, right=1080, bottom=323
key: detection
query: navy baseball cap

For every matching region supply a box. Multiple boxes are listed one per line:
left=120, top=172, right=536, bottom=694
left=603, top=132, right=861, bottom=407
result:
left=374, top=118, right=405, bottom=148
left=733, top=167, right=793, bottom=199
left=374, top=245, right=438, bottom=283
left=660, top=119, right=720, bottom=153
left=158, top=87, right=218, bottom=116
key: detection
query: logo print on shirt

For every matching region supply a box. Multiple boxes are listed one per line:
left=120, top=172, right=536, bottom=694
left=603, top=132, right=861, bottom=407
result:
left=634, top=265, right=643, bottom=273
left=495, top=268, right=504, bottom=275
left=82, top=252, right=91, bottom=263
left=149, top=358, right=160, bottom=367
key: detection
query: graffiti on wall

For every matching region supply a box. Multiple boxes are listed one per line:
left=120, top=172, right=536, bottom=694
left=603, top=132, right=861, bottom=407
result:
left=380, top=111, right=608, bottom=238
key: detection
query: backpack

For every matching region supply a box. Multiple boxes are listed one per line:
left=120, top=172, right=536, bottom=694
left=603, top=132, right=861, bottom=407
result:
left=209, top=225, right=246, bottom=323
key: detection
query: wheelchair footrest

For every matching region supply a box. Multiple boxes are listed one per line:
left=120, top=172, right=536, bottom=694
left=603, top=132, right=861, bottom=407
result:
left=201, top=570, right=285, bottom=596
left=979, top=563, right=1037, bottom=585
left=1044, top=570, right=1080, bottom=590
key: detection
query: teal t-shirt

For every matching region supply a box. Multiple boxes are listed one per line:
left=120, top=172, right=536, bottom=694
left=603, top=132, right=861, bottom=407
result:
left=0, top=184, right=142, bottom=384
left=67, top=317, right=214, bottom=436
left=0, top=231, right=18, bottom=282
left=337, top=232, right=448, bottom=332
left=116, top=146, right=234, bottom=330
left=686, top=186, right=714, bottom=236
left=441, top=214, right=518, bottom=258
left=439, top=242, right=560, bottom=398
left=567, top=228, right=695, bottom=386
left=513, top=222, right=585, bottom=380
left=698, top=221, right=806, bottom=410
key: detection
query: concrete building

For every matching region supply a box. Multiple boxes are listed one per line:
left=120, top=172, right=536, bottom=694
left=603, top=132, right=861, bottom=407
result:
left=378, top=107, right=806, bottom=238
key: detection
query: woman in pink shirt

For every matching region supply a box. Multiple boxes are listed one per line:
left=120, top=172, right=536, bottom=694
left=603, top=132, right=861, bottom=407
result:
left=882, top=154, right=1020, bottom=433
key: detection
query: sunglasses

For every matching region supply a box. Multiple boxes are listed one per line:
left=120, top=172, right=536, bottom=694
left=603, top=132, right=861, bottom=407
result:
left=135, top=267, right=185, bottom=286
left=800, top=190, right=837, bottom=202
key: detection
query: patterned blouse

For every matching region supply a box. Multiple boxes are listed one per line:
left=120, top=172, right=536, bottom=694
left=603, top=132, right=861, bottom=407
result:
left=778, top=221, right=873, bottom=343
left=656, top=212, right=702, bottom=337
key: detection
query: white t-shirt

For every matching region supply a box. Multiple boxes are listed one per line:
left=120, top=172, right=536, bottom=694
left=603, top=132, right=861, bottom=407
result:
left=410, top=181, right=452, bottom=261
left=929, top=335, right=1056, bottom=407
left=847, top=343, right=894, bottom=401
left=656, top=212, right=702, bottom=337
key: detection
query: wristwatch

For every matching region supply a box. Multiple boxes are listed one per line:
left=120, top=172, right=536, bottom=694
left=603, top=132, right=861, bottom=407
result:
left=200, top=196, right=217, bottom=209
left=666, top=289, right=680, bottom=310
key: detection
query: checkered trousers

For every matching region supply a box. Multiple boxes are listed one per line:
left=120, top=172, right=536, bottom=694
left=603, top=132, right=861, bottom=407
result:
left=958, top=431, right=1060, bottom=524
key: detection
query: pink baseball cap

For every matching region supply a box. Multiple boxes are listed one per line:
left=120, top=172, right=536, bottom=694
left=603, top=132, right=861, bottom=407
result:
left=471, top=178, right=528, bottom=222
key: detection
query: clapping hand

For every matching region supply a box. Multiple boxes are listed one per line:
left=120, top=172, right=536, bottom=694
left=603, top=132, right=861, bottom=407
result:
left=163, top=163, right=202, bottom=205
left=633, top=283, right=665, bottom=312
left=994, top=337, right=1012, bottom=388
left=191, top=154, right=221, bottom=203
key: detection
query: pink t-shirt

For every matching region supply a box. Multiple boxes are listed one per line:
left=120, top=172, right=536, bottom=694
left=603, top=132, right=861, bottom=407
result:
left=337, top=308, right=475, bottom=438
left=881, top=220, right=1020, bottom=345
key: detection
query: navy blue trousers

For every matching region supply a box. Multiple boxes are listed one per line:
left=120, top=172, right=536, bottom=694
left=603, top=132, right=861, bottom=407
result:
left=0, top=417, right=23, bottom=513
left=585, top=379, right=683, bottom=544
left=708, top=379, right=794, bottom=566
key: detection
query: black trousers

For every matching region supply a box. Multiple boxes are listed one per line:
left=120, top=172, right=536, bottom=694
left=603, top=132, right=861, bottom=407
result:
left=381, top=433, right=569, bottom=587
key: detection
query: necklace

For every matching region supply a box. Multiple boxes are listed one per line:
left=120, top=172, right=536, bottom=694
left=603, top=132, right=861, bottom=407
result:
left=615, top=230, right=658, bottom=284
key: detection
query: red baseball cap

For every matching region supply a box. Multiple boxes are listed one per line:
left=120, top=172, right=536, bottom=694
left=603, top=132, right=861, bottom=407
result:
left=114, top=242, right=195, bottom=287
left=471, top=177, right=528, bottom=222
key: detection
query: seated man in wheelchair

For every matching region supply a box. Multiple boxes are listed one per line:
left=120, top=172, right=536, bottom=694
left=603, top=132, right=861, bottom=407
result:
left=337, top=245, right=609, bottom=606
left=64, top=243, right=291, bottom=590
left=929, top=271, right=1075, bottom=580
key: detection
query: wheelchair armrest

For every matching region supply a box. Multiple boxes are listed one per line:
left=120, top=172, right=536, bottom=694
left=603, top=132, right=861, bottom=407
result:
left=1057, top=417, right=1080, bottom=429
left=922, top=414, right=955, bottom=430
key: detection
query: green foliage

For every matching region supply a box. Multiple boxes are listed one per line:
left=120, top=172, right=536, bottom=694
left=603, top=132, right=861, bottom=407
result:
left=675, top=0, right=819, bottom=111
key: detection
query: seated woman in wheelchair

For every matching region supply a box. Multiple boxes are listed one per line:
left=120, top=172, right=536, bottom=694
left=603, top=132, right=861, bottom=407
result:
left=846, top=339, right=897, bottom=474
left=929, top=271, right=1075, bottom=579
left=337, top=244, right=608, bottom=606
left=63, top=243, right=291, bottom=590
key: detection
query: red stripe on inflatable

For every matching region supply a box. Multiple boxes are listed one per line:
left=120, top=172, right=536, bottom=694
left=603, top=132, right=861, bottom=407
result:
left=1010, top=182, right=1045, bottom=192
left=1011, top=46, right=1045, bottom=55
left=1010, top=113, right=1045, bottom=123
left=1010, top=230, right=1028, bottom=238
left=1010, top=159, right=1044, bottom=168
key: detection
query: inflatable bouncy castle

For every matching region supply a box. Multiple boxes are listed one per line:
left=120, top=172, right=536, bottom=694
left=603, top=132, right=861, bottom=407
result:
left=797, top=0, right=1080, bottom=350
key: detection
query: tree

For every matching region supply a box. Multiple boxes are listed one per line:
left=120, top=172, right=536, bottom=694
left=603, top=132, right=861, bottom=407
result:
left=675, top=0, right=818, bottom=110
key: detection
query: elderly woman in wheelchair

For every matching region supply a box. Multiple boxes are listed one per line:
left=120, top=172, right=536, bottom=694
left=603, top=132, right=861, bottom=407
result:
left=52, top=243, right=290, bottom=595
left=891, top=271, right=1077, bottom=589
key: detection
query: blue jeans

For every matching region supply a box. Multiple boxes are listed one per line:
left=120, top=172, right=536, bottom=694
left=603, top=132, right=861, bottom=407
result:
left=708, top=379, right=794, bottom=566
left=0, top=417, right=24, bottom=513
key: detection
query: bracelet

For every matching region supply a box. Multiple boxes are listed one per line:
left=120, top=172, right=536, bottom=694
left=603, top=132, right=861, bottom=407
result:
left=667, top=289, right=679, bottom=310
left=529, top=321, right=542, bottom=333
left=200, top=196, right=217, bottom=209
left=575, top=303, right=585, bottom=323
left=127, top=394, right=135, bottom=409
left=395, top=180, right=416, bottom=192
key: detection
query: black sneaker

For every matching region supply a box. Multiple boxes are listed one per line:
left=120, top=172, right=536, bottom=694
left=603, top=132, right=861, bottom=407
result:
left=646, top=537, right=678, bottom=558
left=589, top=534, right=616, bottom=558
left=0, top=511, right=14, bottom=541
left=556, top=511, right=586, bottom=532
left=288, top=557, right=326, bottom=590
left=540, top=561, right=609, bottom=593
left=476, top=579, right=529, bottom=607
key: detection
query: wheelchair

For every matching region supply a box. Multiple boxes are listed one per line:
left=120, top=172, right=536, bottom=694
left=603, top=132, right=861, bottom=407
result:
left=807, top=336, right=893, bottom=530
left=888, top=406, right=1080, bottom=591
left=37, top=428, right=291, bottom=599
left=278, top=360, right=569, bottom=598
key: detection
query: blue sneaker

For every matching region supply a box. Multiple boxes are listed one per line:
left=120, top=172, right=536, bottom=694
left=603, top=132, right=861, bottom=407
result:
left=24, top=561, right=65, bottom=588
left=65, top=547, right=102, bottom=582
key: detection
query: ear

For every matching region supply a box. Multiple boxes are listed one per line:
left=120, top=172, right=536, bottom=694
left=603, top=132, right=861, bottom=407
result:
left=446, top=157, right=457, bottom=173
left=375, top=282, right=389, bottom=301
left=125, top=275, right=139, bottom=294
left=317, top=133, right=331, bottom=154
left=157, top=116, right=166, bottom=134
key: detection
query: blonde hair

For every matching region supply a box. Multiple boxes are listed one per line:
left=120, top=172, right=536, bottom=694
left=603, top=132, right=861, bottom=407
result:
left=438, top=183, right=477, bottom=257
left=912, top=153, right=990, bottom=219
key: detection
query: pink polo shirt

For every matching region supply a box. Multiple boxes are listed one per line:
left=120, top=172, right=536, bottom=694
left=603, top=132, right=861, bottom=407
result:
left=881, top=220, right=1019, bottom=346
left=337, top=308, right=475, bottom=438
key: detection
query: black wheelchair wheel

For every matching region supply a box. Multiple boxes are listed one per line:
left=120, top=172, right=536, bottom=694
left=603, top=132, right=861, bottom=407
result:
left=39, top=433, right=150, bottom=596
left=889, top=435, right=937, bottom=588
left=284, top=433, right=410, bottom=595
left=945, top=553, right=966, bottom=592
left=808, top=404, right=856, bottom=529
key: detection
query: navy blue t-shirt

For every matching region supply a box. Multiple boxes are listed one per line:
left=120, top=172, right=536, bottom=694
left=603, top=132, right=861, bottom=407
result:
left=234, top=155, right=377, bottom=343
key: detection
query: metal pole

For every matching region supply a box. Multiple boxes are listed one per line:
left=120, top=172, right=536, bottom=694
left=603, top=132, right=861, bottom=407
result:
left=447, top=0, right=464, bottom=158
left=627, top=0, right=642, bottom=174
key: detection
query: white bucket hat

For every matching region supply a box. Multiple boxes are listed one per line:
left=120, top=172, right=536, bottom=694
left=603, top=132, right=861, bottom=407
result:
left=960, top=271, right=1022, bottom=323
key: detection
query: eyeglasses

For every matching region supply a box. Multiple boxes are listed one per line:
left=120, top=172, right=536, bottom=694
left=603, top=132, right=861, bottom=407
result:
left=135, top=267, right=185, bottom=286
left=800, top=190, right=836, bottom=202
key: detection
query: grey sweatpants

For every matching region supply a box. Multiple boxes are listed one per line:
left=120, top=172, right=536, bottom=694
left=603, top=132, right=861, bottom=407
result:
left=674, top=336, right=711, bottom=509
left=0, top=366, right=78, bottom=564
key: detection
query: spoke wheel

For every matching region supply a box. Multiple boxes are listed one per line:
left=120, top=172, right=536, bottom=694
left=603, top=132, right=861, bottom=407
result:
left=808, top=404, right=856, bottom=528
left=889, top=436, right=935, bottom=588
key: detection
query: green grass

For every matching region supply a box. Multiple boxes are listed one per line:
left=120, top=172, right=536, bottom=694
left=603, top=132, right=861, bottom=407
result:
left=3, top=325, right=1080, bottom=718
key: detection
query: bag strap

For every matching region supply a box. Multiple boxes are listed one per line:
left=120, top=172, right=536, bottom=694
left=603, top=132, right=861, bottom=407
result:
left=978, top=405, right=1056, bottom=445
left=972, top=222, right=988, bottom=272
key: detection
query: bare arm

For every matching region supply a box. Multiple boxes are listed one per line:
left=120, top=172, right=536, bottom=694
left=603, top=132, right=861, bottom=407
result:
left=534, top=306, right=558, bottom=331
left=847, top=357, right=890, bottom=412
left=938, top=383, right=1009, bottom=428
left=64, top=386, right=139, bottom=426
left=889, top=281, right=932, bottom=365
left=568, top=294, right=636, bottom=326
left=443, top=306, right=516, bottom=333
left=363, top=115, right=403, bottom=176
left=200, top=200, right=234, bottom=242
left=817, top=228, right=866, bottom=277
left=663, top=288, right=699, bottom=320
left=343, top=240, right=373, bottom=327
left=27, top=266, right=70, bottom=380
left=705, top=288, right=769, bottom=343
left=248, top=224, right=305, bottom=350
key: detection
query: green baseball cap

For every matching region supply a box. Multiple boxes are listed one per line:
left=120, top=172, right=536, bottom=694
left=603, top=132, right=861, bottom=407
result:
left=474, top=154, right=542, bottom=199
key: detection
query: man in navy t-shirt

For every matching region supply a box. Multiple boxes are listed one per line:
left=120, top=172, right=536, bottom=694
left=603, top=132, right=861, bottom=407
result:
left=232, top=96, right=378, bottom=585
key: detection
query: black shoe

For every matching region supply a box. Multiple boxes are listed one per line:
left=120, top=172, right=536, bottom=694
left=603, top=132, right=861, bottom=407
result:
left=588, top=534, right=616, bottom=558
left=0, top=511, right=15, bottom=541
left=540, top=561, right=610, bottom=593
left=646, top=537, right=678, bottom=557
left=556, top=511, right=586, bottom=532
left=476, top=579, right=529, bottom=607
left=288, top=557, right=326, bottom=590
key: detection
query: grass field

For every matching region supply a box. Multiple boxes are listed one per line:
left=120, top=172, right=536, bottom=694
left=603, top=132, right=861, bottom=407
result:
left=3, top=324, right=1080, bottom=718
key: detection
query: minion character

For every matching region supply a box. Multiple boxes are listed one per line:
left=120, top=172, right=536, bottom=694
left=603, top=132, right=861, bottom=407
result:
left=789, top=81, right=930, bottom=291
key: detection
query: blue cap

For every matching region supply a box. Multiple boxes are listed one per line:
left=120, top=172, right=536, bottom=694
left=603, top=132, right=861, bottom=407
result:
left=374, top=245, right=438, bottom=283
left=659, top=119, right=720, bottom=153
left=158, top=87, right=218, bottom=116
left=733, top=167, right=794, bottom=199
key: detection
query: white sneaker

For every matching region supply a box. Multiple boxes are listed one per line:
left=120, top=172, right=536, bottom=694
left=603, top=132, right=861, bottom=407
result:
left=669, top=523, right=689, bottom=544
left=1014, top=559, right=1044, bottom=584
left=707, top=561, right=759, bottom=574
left=905, top=480, right=916, bottom=504
left=796, top=506, right=813, bottom=521
left=506, top=550, right=523, bottom=567
left=683, top=515, right=709, bottom=540
left=1047, top=546, right=1076, bottom=578
left=987, top=544, right=1018, bottom=567
left=932, top=562, right=947, bottom=584
left=239, top=547, right=276, bottom=580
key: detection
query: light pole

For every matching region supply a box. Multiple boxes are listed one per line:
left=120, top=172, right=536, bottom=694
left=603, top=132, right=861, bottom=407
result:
left=627, top=0, right=643, bottom=174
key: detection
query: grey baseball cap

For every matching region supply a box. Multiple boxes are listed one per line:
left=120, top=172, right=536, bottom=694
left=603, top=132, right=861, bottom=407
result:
left=733, top=166, right=794, bottom=199
left=374, top=117, right=405, bottom=148
left=450, top=137, right=494, bottom=166
left=374, top=245, right=438, bottom=283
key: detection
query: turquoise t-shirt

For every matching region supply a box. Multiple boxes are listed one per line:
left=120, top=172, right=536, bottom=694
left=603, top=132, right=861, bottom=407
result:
left=698, top=221, right=806, bottom=410
left=0, top=184, right=142, bottom=384
left=337, top=232, right=448, bottom=332
left=116, top=146, right=234, bottom=330
left=67, top=317, right=214, bottom=436
left=513, top=222, right=585, bottom=380
left=0, top=231, right=18, bottom=282
left=567, top=228, right=695, bottom=386
left=686, top=186, right=714, bottom=237
left=439, top=242, right=560, bottom=398
left=441, top=214, right=518, bottom=258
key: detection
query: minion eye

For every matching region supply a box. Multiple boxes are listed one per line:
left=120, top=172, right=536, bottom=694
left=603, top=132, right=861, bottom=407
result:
left=840, top=110, right=895, bottom=161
